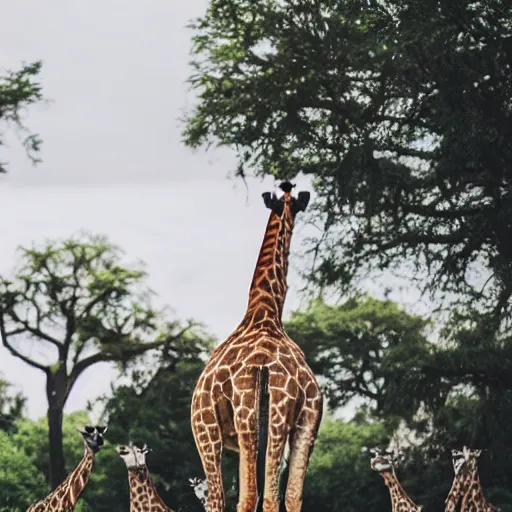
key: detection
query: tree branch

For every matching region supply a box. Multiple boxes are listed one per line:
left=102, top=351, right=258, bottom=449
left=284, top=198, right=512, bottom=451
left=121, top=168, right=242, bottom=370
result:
left=69, top=324, right=195, bottom=382
left=8, top=308, right=62, bottom=347
left=0, top=313, right=49, bottom=373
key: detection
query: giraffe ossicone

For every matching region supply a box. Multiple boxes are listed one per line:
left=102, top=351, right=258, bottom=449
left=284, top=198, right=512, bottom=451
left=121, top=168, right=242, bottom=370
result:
left=191, top=181, right=323, bottom=512
left=26, top=425, right=107, bottom=512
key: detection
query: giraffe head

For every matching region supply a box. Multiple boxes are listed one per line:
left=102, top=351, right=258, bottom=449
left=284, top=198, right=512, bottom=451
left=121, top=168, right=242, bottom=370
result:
left=452, top=446, right=482, bottom=476
left=116, top=442, right=151, bottom=471
left=262, top=181, right=310, bottom=218
left=78, top=425, right=107, bottom=453
left=369, top=448, right=403, bottom=474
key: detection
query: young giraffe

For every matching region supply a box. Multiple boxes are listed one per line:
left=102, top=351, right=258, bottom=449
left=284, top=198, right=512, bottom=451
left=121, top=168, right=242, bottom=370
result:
left=26, top=425, right=107, bottom=512
left=116, top=443, right=174, bottom=512
left=445, top=447, right=474, bottom=512
left=191, top=181, right=323, bottom=512
left=370, top=452, right=422, bottom=512
left=458, top=447, right=498, bottom=512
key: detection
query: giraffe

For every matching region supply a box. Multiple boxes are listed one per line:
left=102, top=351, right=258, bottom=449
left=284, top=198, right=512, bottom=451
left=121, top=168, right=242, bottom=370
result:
left=116, top=443, right=174, bottom=512
left=370, top=452, right=422, bottom=512
left=445, top=447, right=474, bottom=512
left=191, top=181, right=323, bottom=512
left=26, top=425, right=107, bottom=512
left=458, top=447, right=498, bottom=512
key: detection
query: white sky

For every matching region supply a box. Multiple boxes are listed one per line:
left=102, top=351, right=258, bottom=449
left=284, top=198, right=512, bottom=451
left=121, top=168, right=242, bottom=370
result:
left=1, top=0, right=427, bottom=421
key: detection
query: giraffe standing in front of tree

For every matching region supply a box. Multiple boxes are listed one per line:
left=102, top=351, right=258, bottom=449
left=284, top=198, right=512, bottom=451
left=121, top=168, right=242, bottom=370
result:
left=26, top=425, right=107, bottom=512
left=191, top=182, right=323, bottom=512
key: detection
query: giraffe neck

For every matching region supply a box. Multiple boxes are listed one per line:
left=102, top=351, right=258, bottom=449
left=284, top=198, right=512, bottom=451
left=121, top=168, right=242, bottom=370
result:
left=463, top=470, right=494, bottom=511
left=45, top=446, right=95, bottom=509
left=146, top=474, right=173, bottom=511
left=128, top=468, right=172, bottom=512
left=380, top=471, right=420, bottom=511
left=245, top=201, right=295, bottom=324
left=128, top=468, right=150, bottom=511
left=445, top=472, right=471, bottom=511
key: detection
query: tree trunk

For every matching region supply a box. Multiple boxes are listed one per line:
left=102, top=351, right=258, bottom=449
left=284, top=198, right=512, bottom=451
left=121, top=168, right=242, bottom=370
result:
left=46, top=370, right=69, bottom=489
left=47, top=404, right=66, bottom=489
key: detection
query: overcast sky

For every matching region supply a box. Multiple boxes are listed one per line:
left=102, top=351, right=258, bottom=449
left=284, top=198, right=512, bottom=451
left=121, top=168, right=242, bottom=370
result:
left=1, top=1, right=427, bottom=422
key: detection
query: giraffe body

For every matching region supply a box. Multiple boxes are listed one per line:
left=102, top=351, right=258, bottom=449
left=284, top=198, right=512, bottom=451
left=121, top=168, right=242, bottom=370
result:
left=191, top=183, right=323, bottom=512
left=26, top=425, right=106, bottom=512
left=116, top=443, right=174, bottom=512
left=370, top=454, right=422, bottom=512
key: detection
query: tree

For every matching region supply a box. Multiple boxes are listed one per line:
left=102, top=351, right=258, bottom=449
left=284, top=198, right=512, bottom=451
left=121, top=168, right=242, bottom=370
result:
left=1, top=61, right=44, bottom=173
left=182, top=0, right=512, bottom=329
left=0, top=234, right=196, bottom=488
left=285, top=297, right=443, bottom=419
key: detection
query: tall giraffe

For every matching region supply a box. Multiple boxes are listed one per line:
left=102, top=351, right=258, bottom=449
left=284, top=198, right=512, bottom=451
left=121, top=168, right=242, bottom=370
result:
left=458, top=448, right=498, bottom=512
left=370, top=452, right=422, bottom=512
left=27, top=425, right=107, bottom=512
left=191, top=181, right=323, bottom=512
left=116, top=443, right=174, bottom=512
left=445, top=447, right=474, bottom=512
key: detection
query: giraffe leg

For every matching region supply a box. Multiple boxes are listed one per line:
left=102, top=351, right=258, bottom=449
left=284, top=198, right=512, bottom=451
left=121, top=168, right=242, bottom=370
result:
left=284, top=402, right=322, bottom=512
left=262, top=402, right=289, bottom=512
left=233, top=368, right=260, bottom=512
left=236, top=429, right=258, bottom=512
left=191, top=414, right=225, bottom=512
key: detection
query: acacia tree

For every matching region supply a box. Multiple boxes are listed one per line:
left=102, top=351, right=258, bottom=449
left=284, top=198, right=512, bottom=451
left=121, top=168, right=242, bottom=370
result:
left=0, top=234, right=195, bottom=489
left=1, top=61, right=44, bottom=173
left=183, top=0, right=512, bottom=329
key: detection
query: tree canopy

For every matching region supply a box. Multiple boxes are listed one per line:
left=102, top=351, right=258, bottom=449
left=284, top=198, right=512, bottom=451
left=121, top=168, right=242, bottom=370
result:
left=183, top=0, right=512, bottom=329
left=0, top=61, right=44, bottom=174
left=285, top=297, right=436, bottom=418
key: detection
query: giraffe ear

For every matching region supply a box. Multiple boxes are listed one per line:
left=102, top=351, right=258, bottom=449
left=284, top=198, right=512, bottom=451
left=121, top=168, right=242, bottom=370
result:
left=292, top=191, right=310, bottom=214
left=262, top=192, right=284, bottom=216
